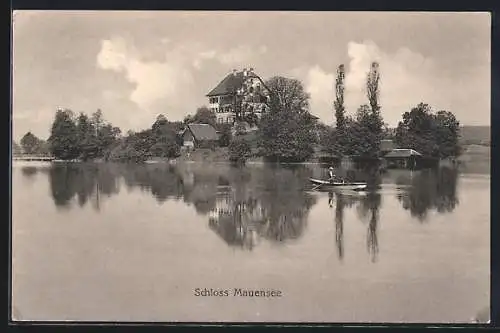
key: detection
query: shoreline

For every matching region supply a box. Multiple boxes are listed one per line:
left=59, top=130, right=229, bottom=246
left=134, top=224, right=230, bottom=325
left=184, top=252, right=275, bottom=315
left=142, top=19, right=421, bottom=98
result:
left=12, top=144, right=489, bottom=167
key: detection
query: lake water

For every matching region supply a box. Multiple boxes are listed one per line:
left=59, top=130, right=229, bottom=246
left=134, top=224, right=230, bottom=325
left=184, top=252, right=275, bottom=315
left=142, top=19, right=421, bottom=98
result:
left=11, top=161, right=490, bottom=323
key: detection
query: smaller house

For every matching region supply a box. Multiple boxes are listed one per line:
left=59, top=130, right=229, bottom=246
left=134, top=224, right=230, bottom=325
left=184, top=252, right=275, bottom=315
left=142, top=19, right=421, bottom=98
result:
left=180, top=123, right=219, bottom=149
left=383, top=148, right=423, bottom=169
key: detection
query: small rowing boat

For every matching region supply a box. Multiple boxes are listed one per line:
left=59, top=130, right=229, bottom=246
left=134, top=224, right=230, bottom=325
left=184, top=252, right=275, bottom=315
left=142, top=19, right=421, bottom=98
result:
left=309, top=178, right=368, bottom=191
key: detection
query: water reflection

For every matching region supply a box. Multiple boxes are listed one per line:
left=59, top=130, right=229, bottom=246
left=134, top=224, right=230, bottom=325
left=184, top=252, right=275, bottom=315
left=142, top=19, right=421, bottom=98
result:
left=395, top=167, right=459, bottom=222
left=21, top=166, right=38, bottom=178
left=18, top=163, right=460, bottom=255
left=208, top=166, right=316, bottom=249
left=48, top=164, right=121, bottom=210
left=328, top=189, right=381, bottom=262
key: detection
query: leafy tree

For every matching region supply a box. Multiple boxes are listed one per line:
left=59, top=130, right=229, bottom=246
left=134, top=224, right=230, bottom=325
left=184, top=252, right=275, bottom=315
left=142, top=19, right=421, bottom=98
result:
left=150, top=114, right=181, bottom=158
left=395, top=103, right=461, bottom=158
left=333, top=64, right=347, bottom=156
left=187, top=106, right=217, bottom=127
left=12, top=141, right=23, bottom=156
left=265, top=76, right=310, bottom=114
left=36, top=140, right=51, bottom=156
left=76, top=112, right=98, bottom=160
left=347, top=104, right=384, bottom=158
left=48, top=109, right=79, bottom=160
left=328, top=62, right=384, bottom=159
left=233, top=121, right=248, bottom=136
left=216, top=123, right=232, bottom=147
left=229, top=138, right=252, bottom=164
left=20, top=132, right=41, bottom=155
left=258, top=77, right=316, bottom=162
left=367, top=62, right=381, bottom=114
left=317, top=122, right=335, bottom=152
left=364, top=62, right=383, bottom=155
left=434, top=111, right=461, bottom=158
left=91, top=109, right=104, bottom=135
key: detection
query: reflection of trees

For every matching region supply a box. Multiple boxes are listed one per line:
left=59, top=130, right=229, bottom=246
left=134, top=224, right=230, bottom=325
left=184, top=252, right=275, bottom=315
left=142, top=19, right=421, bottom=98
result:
left=397, top=167, right=459, bottom=222
left=207, top=166, right=317, bottom=250
left=333, top=192, right=344, bottom=261
left=330, top=189, right=381, bottom=262
left=355, top=189, right=381, bottom=262
left=121, top=164, right=183, bottom=203
left=48, top=164, right=120, bottom=210
left=44, top=162, right=317, bottom=247
left=21, top=166, right=38, bottom=177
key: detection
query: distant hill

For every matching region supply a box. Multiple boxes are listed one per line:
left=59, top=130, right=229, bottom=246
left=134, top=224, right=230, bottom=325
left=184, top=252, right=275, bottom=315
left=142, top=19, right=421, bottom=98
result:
left=460, top=126, right=490, bottom=146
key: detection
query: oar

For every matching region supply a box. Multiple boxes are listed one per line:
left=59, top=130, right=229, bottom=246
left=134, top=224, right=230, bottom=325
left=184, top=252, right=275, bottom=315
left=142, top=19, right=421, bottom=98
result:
left=311, top=183, right=323, bottom=191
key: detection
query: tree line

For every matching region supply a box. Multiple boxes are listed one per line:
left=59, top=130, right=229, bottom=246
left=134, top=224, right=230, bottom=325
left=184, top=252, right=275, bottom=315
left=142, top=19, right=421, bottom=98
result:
left=16, top=64, right=461, bottom=163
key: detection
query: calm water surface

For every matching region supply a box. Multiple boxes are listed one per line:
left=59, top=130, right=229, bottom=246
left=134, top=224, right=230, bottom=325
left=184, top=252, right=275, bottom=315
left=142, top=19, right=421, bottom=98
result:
left=11, top=162, right=490, bottom=323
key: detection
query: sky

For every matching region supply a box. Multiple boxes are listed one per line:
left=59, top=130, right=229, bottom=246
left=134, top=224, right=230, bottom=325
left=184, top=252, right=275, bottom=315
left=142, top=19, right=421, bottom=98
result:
left=12, top=11, right=491, bottom=141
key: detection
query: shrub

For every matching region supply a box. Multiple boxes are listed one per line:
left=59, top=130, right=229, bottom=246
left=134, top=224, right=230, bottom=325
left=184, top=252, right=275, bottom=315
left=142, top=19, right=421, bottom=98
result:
left=229, top=139, right=252, bottom=164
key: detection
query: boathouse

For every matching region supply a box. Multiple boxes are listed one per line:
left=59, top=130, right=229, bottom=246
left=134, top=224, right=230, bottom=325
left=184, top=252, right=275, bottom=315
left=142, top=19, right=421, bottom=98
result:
left=180, top=123, right=219, bottom=149
left=383, top=148, right=423, bottom=169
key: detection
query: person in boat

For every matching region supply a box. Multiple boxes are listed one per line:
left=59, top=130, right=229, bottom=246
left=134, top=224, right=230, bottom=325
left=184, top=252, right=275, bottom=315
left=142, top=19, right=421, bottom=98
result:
left=328, top=167, right=345, bottom=184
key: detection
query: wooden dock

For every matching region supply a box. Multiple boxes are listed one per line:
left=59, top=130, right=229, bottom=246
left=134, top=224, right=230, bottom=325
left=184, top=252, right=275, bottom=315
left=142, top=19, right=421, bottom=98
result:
left=12, top=156, right=55, bottom=162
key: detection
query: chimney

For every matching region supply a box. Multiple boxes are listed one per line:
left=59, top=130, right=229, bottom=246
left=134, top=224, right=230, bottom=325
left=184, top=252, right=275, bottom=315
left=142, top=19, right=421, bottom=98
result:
left=243, top=68, right=248, bottom=77
left=232, top=69, right=237, bottom=76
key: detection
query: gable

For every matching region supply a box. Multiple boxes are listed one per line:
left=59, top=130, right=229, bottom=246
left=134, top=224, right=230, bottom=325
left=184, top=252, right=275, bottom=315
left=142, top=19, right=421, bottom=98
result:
left=187, top=124, right=218, bottom=141
left=207, top=72, right=245, bottom=97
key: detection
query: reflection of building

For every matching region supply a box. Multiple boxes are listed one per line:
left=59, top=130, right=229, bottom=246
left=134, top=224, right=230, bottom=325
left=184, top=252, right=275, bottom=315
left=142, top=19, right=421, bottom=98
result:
left=208, top=192, right=265, bottom=250
left=206, top=68, right=270, bottom=125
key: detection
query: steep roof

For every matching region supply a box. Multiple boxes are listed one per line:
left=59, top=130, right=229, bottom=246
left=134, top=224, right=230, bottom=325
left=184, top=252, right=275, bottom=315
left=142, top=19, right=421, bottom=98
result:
left=186, top=123, right=218, bottom=141
left=206, top=71, right=246, bottom=97
left=384, top=148, right=422, bottom=158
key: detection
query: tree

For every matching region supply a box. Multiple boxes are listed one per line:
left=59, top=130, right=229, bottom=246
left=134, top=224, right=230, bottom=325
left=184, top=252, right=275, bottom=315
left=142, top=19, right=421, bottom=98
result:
left=150, top=114, right=180, bottom=158
left=77, top=109, right=121, bottom=159
left=91, top=109, right=104, bottom=135
left=76, top=112, right=98, bottom=160
left=20, top=132, right=41, bottom=155
left=395, top=103, right=461, bottom=158
left=188, top=106, right=217, bottom=127
left=265, top=76, right=310, bottom=114
left=48, top=109, right=80, bottom=160
left=364, top=62, right=383, bottom=156
left=333, top=64, right=347, bottom=156
left=216, top=123, right=232, bottom=147
left=434, top=111, right=461, bottom=158
left=229, top=138, right=252, bottom=164
left=367, top=62, right=381, bottom=114
left=12, top=141, right=23, bottom=156
left=258, top=77, right=316, bottom=162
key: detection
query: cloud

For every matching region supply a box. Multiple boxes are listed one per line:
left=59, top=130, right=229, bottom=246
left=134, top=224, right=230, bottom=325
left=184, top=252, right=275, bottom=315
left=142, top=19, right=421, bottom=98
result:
left=299, top=40, right=459, bottom=127
left=219, top=44, right=267, bottom=66
left=96, top=38, right=269, bottom=127
left=344, top=40, right=449, bottom=126
left=304, top=66, right=334, bottom=124
left=97, top=37, right=194, bottom=114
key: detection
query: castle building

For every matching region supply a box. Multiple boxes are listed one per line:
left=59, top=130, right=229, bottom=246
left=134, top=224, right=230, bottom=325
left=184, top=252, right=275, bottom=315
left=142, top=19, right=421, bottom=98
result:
left=206, top=68, right=270, bottom=125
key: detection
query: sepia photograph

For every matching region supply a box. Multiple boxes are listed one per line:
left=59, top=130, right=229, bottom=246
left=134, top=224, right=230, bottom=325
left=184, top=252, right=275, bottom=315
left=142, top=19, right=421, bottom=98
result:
left=11, top=11, right=491, bottom=323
